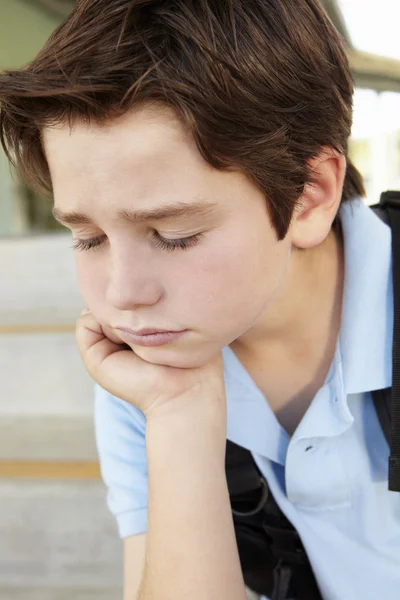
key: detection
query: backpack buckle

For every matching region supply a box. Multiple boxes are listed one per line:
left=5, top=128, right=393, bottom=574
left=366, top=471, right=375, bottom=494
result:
left=262, top=523, right=308, bottom=565
left=232, top=478, right=269, bottom=517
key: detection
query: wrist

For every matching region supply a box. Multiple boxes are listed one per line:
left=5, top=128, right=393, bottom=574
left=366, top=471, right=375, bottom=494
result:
left=146, top=395, right=227, bottom=462
left=145, top=386, right=226, bottom=427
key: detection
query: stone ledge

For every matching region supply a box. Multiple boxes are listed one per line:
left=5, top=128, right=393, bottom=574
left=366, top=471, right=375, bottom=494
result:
left=0, top=333, right=94, bottom=416
left=0, top=461, right=101, bottom=480
left=0, top=480, right=123, bottom=588
left=0, top=416, right=98, bottom=462
left=0, top=234, right=83, bottom=325
left=0, top=589, right=123, bottom=600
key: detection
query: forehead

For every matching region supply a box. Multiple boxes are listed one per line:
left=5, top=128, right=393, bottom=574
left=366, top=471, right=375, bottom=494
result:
left=42, top=105, right=218, bottom=212
left=42, top=105, right=196, bottom=173
left=42, top=104, right=265, bottom=227
left=43, top=105, right=261, bottom=229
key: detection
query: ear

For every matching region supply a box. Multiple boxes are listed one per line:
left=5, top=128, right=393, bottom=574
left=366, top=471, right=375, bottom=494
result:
left=290, top=147, right=346, bottom=249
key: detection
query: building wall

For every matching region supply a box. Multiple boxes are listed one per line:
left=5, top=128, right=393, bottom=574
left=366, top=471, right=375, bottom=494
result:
left=0, top=0, right=60, bottom=71
left=0, top=0, right=60, bottom=236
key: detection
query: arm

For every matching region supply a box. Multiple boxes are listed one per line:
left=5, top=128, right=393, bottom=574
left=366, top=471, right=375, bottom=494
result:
left=124, top=534, right=146, bottom=600
left=137, top=401, right=247, bottom=600
left=77, top=312, right=246, bottom=599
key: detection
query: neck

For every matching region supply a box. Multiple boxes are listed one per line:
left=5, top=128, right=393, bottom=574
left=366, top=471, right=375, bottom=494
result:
left=230, top=221, right=344, bottom=434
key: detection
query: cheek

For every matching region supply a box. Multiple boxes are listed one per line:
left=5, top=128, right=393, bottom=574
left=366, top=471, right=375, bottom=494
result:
left=174, top=235, right=289, bottom=325
left=75, top=257, right=107, bottom=310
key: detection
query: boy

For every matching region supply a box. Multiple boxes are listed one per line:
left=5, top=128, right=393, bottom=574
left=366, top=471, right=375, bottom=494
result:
left=0, top=1, right=397, bottom=598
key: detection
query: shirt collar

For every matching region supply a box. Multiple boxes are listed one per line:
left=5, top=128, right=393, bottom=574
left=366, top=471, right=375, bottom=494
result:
left=339, top=199, right=393, bottom=394
left=223, top=346, right=289, bottom=464
left=223, top=198, right=393, bottom=462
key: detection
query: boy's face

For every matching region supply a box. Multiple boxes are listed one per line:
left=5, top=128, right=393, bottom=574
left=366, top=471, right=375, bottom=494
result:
left=43, top=105, right=292, bottom=368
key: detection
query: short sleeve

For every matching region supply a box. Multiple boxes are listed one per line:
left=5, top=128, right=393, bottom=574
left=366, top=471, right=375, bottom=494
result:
left=94, top=384, right=149, bottom=538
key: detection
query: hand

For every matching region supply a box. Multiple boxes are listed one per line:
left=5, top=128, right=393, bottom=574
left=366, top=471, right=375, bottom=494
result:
left=76, top=309, right=226, bottom=422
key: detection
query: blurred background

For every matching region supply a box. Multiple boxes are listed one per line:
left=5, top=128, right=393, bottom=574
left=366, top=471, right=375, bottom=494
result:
left=0, top=0, right=400, bottom=599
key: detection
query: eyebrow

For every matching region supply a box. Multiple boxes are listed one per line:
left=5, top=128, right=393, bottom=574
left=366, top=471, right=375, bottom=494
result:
left=52, top=201, right=218, bottom=226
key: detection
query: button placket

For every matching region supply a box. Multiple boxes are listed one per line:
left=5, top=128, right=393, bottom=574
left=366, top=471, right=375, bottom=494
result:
left=285, top=436, right=351, bottom=508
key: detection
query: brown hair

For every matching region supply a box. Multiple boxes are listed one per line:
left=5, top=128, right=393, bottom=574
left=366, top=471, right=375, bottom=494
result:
left=0, top=0, right=365, bottom=239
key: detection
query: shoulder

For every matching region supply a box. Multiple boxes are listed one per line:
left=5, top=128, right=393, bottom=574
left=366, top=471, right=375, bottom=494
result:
left=94, top=384, right=146, bottom=437
left=94, top=385, right=149, bottom=538
left=94, top=384, right=147, bottom=477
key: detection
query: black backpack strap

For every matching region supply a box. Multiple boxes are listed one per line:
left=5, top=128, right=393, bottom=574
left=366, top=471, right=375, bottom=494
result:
left=225, top=191, right=400, bottom=600
left=375, top=192, right=400, bottom=491
left=372, top=388, right=392, bottom=447
left=225, top=440, right=323, bottom=600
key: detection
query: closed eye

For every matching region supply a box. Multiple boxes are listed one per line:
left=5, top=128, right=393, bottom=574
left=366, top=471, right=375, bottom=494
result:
left=72, top=232, right=204, bottom=252
left=72, top=235, right=106, bottom=252
left=152, top=231, right=204, bottom=252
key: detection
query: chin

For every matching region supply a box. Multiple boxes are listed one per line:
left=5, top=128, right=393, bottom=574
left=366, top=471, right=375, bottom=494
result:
left=132, top=345, right=217, bottom=370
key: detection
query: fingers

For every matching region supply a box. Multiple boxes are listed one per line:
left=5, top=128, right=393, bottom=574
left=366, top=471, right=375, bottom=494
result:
left=76, top=309, right=106, bottom=351
left=102, top=324, right=128, bottom=345
left=75, top=309, right=150, bottom=404
left=74, top=309, right=227, bottom=415
left=76, top=310, right=123, bottom=379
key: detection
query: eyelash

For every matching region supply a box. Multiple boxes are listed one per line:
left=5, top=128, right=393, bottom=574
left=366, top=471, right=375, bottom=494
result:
left=72, top=232, right=204, bottom=253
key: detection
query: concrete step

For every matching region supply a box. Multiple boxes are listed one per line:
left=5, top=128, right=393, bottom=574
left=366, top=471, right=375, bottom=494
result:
left=0, top=480, right=123, bottom=589
left=0, top=591, right=259, bottom=600
left=0, top=416, right=123, bottom=592
left=0, top=416, right=97, bottom=462
left=0, top=589, right=122, bottom=600
left=0, top=235, right=125, bottom=594
left=0, top=234, right=82, bottom=327
left=0, top=333, right=95, bottom=418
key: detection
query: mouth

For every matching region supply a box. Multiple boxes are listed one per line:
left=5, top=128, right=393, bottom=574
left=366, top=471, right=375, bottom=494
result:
left=113, top=326, right=188, bottom=348
left=115, top=326, right=183, bottom=336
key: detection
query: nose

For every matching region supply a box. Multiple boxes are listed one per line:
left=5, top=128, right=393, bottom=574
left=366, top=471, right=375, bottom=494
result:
left=106, top=247, right=163, bottom=311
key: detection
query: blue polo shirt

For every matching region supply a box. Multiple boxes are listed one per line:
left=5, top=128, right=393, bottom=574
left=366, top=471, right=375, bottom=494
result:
left=94, top=198, right=399, bottom=600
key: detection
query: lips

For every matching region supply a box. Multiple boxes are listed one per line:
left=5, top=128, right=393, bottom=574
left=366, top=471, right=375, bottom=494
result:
left=113, top=328, right=188, bottom=348
left=115, top=326, right=179, bottom=336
